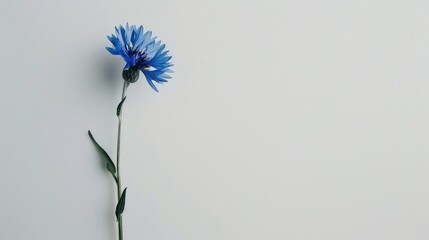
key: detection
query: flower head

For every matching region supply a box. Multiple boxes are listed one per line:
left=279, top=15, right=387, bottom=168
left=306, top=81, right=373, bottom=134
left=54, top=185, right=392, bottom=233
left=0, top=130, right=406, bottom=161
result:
left=106, top=24, right=173, bottom=92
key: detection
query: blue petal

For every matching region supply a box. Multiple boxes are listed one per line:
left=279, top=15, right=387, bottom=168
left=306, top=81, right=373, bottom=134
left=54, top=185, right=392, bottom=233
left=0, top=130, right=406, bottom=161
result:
left=120, top=25, right=129, bottom=46
left=133, top=26, right=144, bottom=47
left=159, top=73, right=172, bottom=79
left=125, top=23, right=132, bottom=45
left=131, top=30, right=137, bottom=45
left=106, top=47, right=118, bottom=55
left=143, top=72, right=159, bottom=92
left=145, top=41, right=162, bottom=61
left=136, top=31, right=153, bottom=51
left=107, top=34, right=118, bottom=45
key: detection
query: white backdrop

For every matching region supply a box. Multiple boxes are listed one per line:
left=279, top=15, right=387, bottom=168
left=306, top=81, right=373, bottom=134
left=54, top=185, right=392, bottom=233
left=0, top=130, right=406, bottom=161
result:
left=1, top=0, right=429, bottom=239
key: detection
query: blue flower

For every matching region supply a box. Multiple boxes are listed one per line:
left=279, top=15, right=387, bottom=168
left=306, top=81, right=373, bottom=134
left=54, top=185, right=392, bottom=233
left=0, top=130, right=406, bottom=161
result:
left=106, top=24, right=173, bottom=92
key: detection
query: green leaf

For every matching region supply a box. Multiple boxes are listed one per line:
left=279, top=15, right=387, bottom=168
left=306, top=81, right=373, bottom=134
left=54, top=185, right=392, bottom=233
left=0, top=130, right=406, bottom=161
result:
left=115, top=188, right=127, bottom=221
left=88, top=130, right=118, bottom=184
left=116, top=96, right=127, bottom=117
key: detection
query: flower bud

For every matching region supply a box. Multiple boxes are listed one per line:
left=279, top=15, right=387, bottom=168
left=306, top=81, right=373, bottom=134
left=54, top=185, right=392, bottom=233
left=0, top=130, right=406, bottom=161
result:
left=122, top=66, right=140, bottom=83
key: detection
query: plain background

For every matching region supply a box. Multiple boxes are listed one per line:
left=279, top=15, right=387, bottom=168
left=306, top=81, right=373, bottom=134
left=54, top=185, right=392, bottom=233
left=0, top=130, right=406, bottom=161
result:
left=1, top=0, right=429, bottom=239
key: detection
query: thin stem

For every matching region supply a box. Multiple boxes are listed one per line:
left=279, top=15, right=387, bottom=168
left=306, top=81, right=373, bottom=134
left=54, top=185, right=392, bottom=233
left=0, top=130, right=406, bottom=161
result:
left=117, top=81, right=129, bottom=240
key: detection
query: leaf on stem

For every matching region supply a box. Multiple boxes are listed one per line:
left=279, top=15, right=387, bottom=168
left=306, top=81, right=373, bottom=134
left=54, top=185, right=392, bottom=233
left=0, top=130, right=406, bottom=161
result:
left=115, top=188, right=127, bottom=221
left=88, top=130, right=118, bottom=184
left=116, top=96, right=127, bottom=117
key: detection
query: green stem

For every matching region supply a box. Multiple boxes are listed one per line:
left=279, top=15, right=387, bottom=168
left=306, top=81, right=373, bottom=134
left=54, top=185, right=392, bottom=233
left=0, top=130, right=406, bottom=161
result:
left=117, top=81, right=129, bottom=240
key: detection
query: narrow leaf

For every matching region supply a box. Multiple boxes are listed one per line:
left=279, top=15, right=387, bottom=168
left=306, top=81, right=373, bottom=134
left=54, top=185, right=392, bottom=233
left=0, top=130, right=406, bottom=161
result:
left=88, top=130, right=118, bottom=184
left=116, top=96, right=127, bottom=117
left=115, top=188, right=127, bottom=221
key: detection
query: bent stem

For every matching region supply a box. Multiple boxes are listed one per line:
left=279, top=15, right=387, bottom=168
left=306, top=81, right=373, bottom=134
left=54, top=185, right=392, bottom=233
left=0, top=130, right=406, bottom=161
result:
left=117, top=81, right=129, bottom=240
